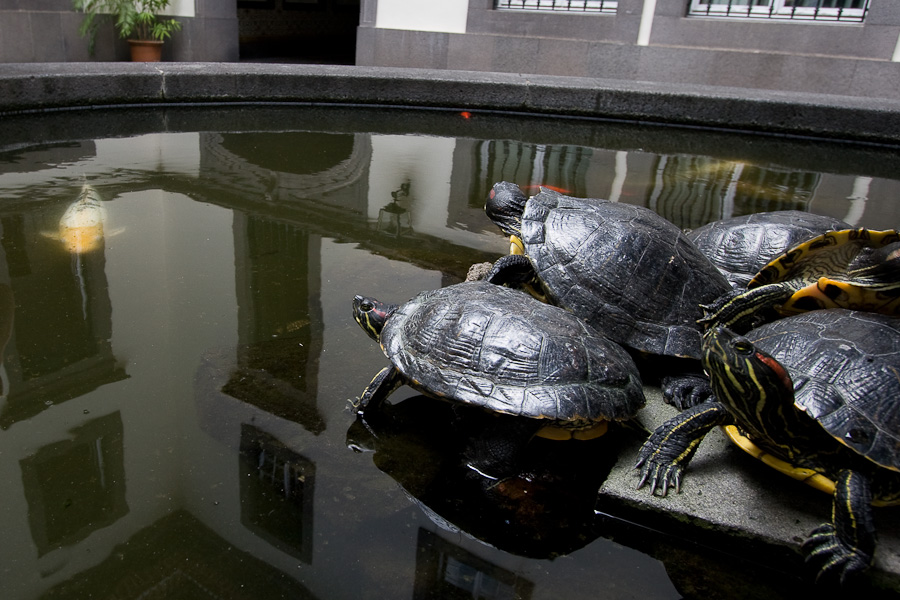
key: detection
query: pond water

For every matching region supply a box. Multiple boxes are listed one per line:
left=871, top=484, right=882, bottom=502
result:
left=0, top=105, right=898, bottom=600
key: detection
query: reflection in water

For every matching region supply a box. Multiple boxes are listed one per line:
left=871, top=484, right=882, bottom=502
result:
left=0, top=196, right=127, bottom=429
left=0, top=106, right=897, bottom=599
left=239, top=424, right=315, bottom=564
left=20, top=412, right=127, bottom=557
left=376, top=181, right=413, bottom=238
left=471, top=140, right=593, bottom=206
left=415, top=528, right=534, bottom=600
left=223, top=215, right=325, bottom=433
left=0, top=282, right=13, bottom=394
left=347, top=395, right=626, bottom=559
left=649, top=156, right=823, bottom=229
left=41, top=511, right=318, bottom=599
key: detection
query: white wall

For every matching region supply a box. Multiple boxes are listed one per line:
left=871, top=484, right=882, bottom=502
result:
left=164, top=0, right=196, bottom=18
left=375, top=0, right=468, bottom=34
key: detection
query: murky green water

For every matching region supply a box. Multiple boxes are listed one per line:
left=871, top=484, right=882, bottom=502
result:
left=0, top=105, right=898, bottom=600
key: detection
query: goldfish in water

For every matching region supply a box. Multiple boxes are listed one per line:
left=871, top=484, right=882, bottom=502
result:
left=519, top=184, right=572, bottom=194
left=43, top=184, right=121, bottom=254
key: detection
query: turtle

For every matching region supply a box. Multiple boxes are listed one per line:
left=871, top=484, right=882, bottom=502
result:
left=351, top=281, right=645, bottom=445
left=484, top=181, right=732, bottom=407
left=686, top=210, right=851, bottom=289
left=704, top=227, right=900, bottom=334
left=635, top=309, right=900, bottom=582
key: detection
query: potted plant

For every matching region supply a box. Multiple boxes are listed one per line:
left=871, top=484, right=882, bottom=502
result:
left=73, top=0, right=183, bottom=62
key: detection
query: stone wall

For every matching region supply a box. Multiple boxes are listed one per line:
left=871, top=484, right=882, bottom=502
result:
left=0, top=0, right=239, bottom=62
left=356, top=0, right=900, bottom=100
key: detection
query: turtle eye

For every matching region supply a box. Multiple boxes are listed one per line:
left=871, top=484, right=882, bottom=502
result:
left=359, top=301, right=374, bottom=312
left=732, top=338, right=754, bottom=355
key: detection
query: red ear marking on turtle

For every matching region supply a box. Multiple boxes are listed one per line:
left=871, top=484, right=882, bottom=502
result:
left=757, top=352, right=793, bottom=392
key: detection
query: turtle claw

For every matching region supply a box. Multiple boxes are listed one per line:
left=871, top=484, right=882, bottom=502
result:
left=802, top=523, right=871, bottom=584
left=662, top=374, right=714, bottom=410
left=633, top=402, right=727, bottom=498
left=635, top=443, right=683, bottom=497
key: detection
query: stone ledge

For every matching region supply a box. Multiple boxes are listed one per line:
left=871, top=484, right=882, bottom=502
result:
left=2, top=63, right=900, bottom=145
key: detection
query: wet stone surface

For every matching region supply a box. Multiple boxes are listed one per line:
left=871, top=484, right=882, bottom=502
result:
left=598, top=387, right=900, bottom=593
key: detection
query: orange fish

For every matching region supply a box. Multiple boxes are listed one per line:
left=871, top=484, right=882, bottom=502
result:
left=520, top=184, right=572, bottom=194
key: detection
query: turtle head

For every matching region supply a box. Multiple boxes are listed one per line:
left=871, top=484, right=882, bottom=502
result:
left=701, top=326, right=795, bottom=416
left=848, top=240, right=900, bottom=283
left=484, top=181, right=528, bottom=238
left=353, top=295, right=398, bottom=343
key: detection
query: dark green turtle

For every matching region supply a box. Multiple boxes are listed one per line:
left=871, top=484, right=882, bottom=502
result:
left=705, top=228, right=900, bottom=333
left=484, top=181, right=731, bottom=407
left=686, top=210, right=851, bottom=289
left=636, top=309, right=900, bottom=582
left=484, top=182, right=732, bottom=360
left=352, top=281, right=645, bottom=441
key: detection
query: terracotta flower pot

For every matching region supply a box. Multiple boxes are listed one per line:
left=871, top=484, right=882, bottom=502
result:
left=128, top=40, right=163, bottom=62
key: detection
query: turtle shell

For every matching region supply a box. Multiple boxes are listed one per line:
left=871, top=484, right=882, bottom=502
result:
left=686, top=210, right=850, bottom=288
left=519, top=189, right=731, bottom=359
left=746, top=309, right=900, bottom=471
left=381, top=281, right=644, bottom=424
left=749, top=228, right=900, bottom=316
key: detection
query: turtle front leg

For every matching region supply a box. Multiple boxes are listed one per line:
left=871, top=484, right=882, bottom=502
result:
left=486, top=254, right=549, bottom=301
left=485, top=254, right=538, bottom=287
left=353, top=366, right=405, bottom=413
left=661, top=373, right=715, bottom=410
left=803, top=469, right=876, bottom=583
left=635, top=402, right=731, bottom=496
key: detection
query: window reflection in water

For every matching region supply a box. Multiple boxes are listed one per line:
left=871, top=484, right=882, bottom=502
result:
left=414, top=529, right=534, bottom=600
left=20, top=412, right=128, bottom=556
left=223, top=215, right=325, bottom=433
left=239, top=424, right=315, bottom=564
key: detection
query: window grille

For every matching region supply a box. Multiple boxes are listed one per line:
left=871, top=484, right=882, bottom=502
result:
left=494, top=1, right=618, bottom=13
left=688, top=0, right=869, bottom=23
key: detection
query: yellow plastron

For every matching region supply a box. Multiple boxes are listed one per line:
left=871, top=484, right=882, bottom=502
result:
left=780, top=277, right=900, bottom=317
left=722, top=425, right=900, bottom=507
left=536, top=420, right=608, bottom=441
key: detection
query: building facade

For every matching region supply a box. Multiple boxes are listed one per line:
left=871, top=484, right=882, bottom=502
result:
left=357, top=0, right=900, bottom=99
left=2, top=1, right=900, bottom=99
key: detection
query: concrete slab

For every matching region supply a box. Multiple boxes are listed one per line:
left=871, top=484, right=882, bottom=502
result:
left=598, top=387, right=900, bottom=592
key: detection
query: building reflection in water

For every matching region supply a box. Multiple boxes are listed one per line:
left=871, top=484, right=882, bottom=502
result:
left=467, top=139, right=851, bottom=232
left=40, top=510, right=318, bottom=600
left=238, top=424, right=315, bottom=564
left=414, top=529, right=534, bottom=600
left=20, top=411, right=128, bottom=557
left=647, top=155, right=822, bottom=229
left=223, top=215, right=325, bottom=433
left=0, top=199, right=128, bottom=430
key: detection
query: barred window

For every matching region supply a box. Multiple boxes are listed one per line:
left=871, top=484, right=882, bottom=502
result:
left=688, top=0, right=869, bottom=22
left=494, top=1, right=618, bottom=13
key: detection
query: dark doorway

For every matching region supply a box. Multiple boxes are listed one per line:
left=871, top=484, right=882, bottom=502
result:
left=237, top=0, right=360, bottom=64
